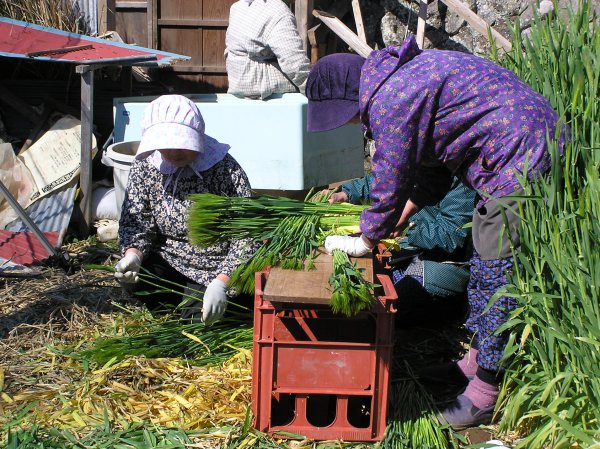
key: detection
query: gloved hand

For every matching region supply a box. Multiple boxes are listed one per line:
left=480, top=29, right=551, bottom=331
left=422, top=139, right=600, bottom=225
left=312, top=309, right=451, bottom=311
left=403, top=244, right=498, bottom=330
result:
left=202, top=279, right=228, bottom=325
left=114, top=252, right=142, bottom=283
left=324, top=235, right=373, bottom=257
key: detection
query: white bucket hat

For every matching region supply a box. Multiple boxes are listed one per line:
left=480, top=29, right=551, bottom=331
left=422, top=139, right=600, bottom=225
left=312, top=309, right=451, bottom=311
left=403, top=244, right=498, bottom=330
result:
left=135, top=94, right=229, bottom=171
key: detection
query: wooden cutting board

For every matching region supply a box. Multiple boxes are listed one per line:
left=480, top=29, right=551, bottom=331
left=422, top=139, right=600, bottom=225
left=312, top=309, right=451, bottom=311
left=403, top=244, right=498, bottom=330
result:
left=263, top=251, right=374, bottom=304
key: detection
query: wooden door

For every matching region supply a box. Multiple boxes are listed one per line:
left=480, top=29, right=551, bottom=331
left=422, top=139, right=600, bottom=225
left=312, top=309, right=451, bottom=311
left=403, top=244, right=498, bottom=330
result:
left=155, top=0, right=235, bottom=91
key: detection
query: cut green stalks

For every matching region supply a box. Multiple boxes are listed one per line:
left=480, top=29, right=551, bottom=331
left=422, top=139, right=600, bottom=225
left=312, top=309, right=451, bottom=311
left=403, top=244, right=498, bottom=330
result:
left=188, top=193, right=367, bottom=246
left=228, top=214, right=321, bottom=294
left=379, top=378, right=453, bottom=449
left=189, top=193, right=368, bottom=294
left=81, top=266, right=254, bottom=367
left=329, top=249, right=378, bottom=317
left=78, top=317, right=254, bottom=367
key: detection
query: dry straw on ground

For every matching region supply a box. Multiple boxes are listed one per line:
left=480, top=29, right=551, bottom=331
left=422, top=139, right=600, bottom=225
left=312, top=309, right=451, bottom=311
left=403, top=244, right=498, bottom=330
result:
left=0, top=243, right=253, bottom=444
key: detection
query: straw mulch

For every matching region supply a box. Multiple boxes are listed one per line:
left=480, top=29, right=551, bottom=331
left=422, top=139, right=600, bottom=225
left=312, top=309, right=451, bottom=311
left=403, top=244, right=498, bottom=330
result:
left=0, top=242, right=253, bottom=446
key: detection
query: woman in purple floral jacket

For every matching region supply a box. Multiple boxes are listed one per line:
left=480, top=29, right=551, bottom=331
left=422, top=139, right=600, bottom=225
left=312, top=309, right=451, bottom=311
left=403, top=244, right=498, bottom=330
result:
left=306, top=36, right=565, bottom=429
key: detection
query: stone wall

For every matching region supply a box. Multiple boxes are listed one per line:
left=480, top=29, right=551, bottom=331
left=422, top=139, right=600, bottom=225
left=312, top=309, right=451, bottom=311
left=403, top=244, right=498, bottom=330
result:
left=313, top=0, right=589, bottom=56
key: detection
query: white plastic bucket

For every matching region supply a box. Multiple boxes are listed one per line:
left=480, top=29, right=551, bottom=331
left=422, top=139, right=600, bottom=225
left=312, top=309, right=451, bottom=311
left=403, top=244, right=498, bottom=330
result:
left=102, top=140, right=139, bottom=217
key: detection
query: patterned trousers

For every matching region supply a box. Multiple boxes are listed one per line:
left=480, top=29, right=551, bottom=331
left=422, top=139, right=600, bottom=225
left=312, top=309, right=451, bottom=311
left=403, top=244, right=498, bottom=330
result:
left=466, top=251, right=517, bottom=372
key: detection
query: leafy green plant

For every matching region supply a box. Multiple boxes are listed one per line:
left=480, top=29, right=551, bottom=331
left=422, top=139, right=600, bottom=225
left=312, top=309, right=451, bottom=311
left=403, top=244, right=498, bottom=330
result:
left=188, top=193, right=366, bottom=247
left=491, top=1, right=600, bottom=447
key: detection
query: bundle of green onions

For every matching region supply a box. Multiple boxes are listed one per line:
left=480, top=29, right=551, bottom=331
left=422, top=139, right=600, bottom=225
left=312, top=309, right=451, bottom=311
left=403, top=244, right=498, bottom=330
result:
left=228, top=214, right=321, bottom=294
left=78, top=317, right=254, bottom=367
left=188, top=194, right=369, bottom=303
left=329, top=249, right=378, bottom=316
left=188, top=193, right=367, bottom=246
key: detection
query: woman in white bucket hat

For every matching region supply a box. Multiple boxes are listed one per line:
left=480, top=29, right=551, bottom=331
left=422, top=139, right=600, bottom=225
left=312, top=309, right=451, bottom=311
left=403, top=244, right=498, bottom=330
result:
left=114, top=94, right=256, bottom=324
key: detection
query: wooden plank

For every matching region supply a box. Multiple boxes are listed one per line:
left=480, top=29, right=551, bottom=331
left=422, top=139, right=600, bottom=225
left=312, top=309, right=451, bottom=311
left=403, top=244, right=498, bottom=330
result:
left=312, top=10, right=373, bottom=58
left=149, top=0, right=156, bottom=49
left=115, top=1, right=146, bottom=8
left=160, top=0, right=202, bottom=19
left=416, top=0, right=427, bottom=49
left=440, top=0, right=512, bottom=52
left=159, top=27, right=202, bottom=67
left=307, top=24, right=320, bottom=64
left=27, top=44, right=93, bottom=57
left=264, top=253, right=374, bottom=304
left=200, top=74, right=229, bottom=91
left=78, top=69, right=94, bottom=237
left=203, top=0, right=235, bottom=20
left=114, top=7, right=148, bottom=47
left=294, top=0, right=313, bottom=52
left=157, top=19, right=228, bottom=27
left=98, top=0, right=116, bottom=34
left=169, top=65, right=227, bottom=73
left=351, top=0, right=367, bottom=44
left=202, top=27, right=227, bottom=69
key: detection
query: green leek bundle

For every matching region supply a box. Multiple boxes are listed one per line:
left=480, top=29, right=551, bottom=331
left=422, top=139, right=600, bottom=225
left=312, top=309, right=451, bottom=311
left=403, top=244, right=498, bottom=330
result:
left=188, top=194, right=376, bottom=316
left=228, top=214, right=321, bottom=294
left=78, top=317, right=253, bottom=367
left=329, top=249, right=378, bottom=316
left=188, top=193, right=366, bottom=246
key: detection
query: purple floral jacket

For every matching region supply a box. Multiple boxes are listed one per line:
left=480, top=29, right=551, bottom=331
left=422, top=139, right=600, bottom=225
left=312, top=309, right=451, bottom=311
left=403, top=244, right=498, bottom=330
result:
left=359, top=35, right=563, bottom=241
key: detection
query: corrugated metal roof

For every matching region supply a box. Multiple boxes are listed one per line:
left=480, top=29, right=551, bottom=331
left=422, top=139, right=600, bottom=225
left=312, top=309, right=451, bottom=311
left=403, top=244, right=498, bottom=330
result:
left=76, top=0, right=97, bottom=36
left=5, top=184, right=76, bottom=247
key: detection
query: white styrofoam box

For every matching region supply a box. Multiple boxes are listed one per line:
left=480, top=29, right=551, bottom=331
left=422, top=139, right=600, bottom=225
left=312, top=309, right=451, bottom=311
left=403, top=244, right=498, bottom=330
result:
left=113, top=93, right=364, bottom=190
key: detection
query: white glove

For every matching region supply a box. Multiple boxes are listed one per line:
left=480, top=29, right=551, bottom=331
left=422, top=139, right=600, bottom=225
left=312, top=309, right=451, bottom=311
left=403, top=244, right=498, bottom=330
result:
left=202, top=279, right=228, bottom=325
left=114, top=252, right=142, bottom=283
left=324, top=235, right=372, bottom=257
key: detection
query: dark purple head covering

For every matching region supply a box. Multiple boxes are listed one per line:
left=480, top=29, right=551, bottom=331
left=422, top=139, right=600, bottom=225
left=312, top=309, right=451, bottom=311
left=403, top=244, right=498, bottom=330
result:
left=306, top=53, right=366, bottom=132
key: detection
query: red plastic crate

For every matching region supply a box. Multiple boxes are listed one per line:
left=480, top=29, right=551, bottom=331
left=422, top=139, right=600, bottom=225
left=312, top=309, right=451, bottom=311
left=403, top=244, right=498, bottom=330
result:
left=252, top=261, right=397, bottom=442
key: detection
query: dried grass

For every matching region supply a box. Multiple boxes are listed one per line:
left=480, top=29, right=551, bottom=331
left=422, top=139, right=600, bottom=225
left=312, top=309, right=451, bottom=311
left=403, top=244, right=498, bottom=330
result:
left=2, top=351, right=252, bottom=431
left=0, top=0, right=85, bottom=33
left=0, top=248, right=255, bottom=444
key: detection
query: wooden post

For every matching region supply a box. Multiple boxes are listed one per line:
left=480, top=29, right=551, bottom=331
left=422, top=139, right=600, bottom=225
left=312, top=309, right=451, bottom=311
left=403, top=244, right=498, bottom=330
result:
left=97, top=0, right=115, bottom=34
left=149, top=0, right=157, bottom=49
left=416, top=0, right=427, bottom=49
left=351, top=0, right=367, bottom=44
left=440, top=0, right=512, bottom=52
left=76, top=65, right=95, bottom=237
left=307, top=24, right=320, bottom=64
left=294, top=0, right=314, bottom=53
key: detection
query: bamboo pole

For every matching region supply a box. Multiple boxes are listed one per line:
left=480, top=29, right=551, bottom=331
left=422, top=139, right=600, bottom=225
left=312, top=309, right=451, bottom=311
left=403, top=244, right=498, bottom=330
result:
left=351, top=0, right=367, bottom=44
left=312, top=10, right=373, bottom=58
left=416, top=0, right=427, bottom=49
